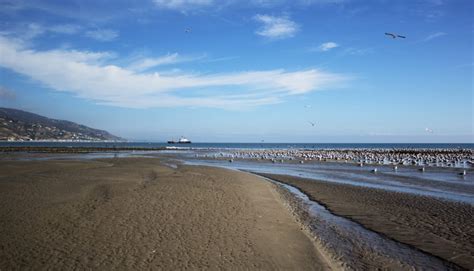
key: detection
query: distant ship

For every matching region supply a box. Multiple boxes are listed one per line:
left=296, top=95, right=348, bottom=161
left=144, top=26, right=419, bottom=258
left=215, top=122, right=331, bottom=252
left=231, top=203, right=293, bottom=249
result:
left=167, top=137, right=192, bottom=144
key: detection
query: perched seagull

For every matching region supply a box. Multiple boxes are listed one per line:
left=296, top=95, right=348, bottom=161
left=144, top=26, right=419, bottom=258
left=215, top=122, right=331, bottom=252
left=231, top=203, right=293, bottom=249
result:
left=425, top=128, right=434, bottom=133
left=308, top=121, right=316, bottom=127
left=184, top=27, right=192, bottom=33
left=385, top=32, right=406, bottom=39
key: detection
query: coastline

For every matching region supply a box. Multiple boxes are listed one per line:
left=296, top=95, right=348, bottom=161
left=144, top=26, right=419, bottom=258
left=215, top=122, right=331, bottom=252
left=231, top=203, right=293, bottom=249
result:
left=1, top=154, right=472, bottom=269
left=257, top=173, right=473, bottom=270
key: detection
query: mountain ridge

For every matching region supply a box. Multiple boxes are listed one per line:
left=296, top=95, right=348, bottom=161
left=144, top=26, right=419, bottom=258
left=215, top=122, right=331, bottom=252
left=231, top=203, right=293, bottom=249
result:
left=0, top=107, right=123, bottom=141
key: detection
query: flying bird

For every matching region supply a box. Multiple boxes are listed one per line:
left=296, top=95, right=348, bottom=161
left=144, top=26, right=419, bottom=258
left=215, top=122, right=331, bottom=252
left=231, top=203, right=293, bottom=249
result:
left=425, top=128, right=434, bottom=133
left=184, top=27, right=192, bottom=33
left=385, top=32, right=406, bottom=39
left=308, top=121, right=316, bottom=127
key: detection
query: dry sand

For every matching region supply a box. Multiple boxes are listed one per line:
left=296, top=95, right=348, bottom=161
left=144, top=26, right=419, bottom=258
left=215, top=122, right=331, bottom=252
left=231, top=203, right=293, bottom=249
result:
left=258, top=173, right=474, bottom=270
left=0, top=158, right=328, bottom=270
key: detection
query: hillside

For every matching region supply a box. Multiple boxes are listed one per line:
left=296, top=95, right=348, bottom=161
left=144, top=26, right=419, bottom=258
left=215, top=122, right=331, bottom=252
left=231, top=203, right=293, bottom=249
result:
left=0, top=108, right=123, bottom=141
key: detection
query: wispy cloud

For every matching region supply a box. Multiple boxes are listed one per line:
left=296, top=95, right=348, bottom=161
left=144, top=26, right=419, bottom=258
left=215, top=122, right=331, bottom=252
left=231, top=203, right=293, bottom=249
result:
left=22, top=23, right=46, bottom=39
left=0, top=0, right=125, bottom=22
left=127, top=53, right=205, bottom=72
left=5, top=23, right=81, bottom=40
left=0, top=86, right=16, bottom=100
left=0, top=36, right=348, bottom=109
left=49, top=24, right=81, bottom=34
left=254, top=14, right=299, bottom=39
left=425, top=10, right=444, bottom=21
left=6, top=23, right=118, bottom=42
left=84, top=29, right=118, bottom=42
left=250, top=0, right=346, bottom=7
left=151, top=0, right=345, bottom=11
left=313, top=42, right=339, bottom=52
left=249, top=0, right=285, bottom=8
left=299, top=0, right=346, bottom=4
left=341, top=47, right=373, bottom=56
left=202, top=56, right=240, bottom=63
left=153, top=0, right=213, bottom=12
left=423, top=32, right=447, bottom=42
left=424, top=0, right=444, bottom=6
left=3, top=0, right=347, bottom=19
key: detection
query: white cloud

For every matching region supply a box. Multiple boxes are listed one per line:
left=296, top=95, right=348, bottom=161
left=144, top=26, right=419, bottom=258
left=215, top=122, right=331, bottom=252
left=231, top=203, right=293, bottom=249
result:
left=316, top=42, right=339, bottom=52
left=84, top=29, right=118, bottom=42
left=245, top=0, right=347, bottom=8
left=299, top=0, right=345, bottom=4
left=127, top=53, right=205, bottom=72
left=49, top=24, right=81, bottom=34
left=423, top=10, right=444, bottom=22
left=2, top=0, right=347, bottom=18
left=153, top=0, right=213, bottom=11
left=249, top=0, right=285, bottom=7
left=0, top=36, right=348, bottom=109
left=9, top=23, right=82, bottom=40
left=342, top=47, right=373, bottom=56
left=254, top=14, right=299, bottom=39
left=423, top=32, right=446, bottom=42
left=22, top=23, right=46, bottom=39
left=425, top=0, right=444, bottom=6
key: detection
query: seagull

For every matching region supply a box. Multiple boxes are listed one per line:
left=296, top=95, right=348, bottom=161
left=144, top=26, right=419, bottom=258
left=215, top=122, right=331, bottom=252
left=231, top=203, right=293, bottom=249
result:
left=425, top=128, right=434, bottom=133
left=308, top=121, right=316, bottom=127
left=184, top=27, right=192, bottom=33
left=385, top=32, right=406, bottom=39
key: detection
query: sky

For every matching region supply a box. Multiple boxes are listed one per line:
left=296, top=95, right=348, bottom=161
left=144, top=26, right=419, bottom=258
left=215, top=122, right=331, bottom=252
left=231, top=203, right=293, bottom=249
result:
left=0, top=0, right=472, bottom=142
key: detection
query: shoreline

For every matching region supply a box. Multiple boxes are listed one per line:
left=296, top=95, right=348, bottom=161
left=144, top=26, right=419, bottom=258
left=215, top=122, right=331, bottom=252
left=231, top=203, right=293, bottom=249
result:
left=0, top=146, right=168, bottom=153
left=1, top=155, right=472, bottom=269
left=1, top=146, right=472, bottom=170
left=257, top=173, right=473, bottom=270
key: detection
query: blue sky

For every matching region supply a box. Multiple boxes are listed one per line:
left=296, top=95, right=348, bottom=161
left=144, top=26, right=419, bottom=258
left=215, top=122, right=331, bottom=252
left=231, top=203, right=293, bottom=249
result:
left=0, top=0, right=472, bottom=142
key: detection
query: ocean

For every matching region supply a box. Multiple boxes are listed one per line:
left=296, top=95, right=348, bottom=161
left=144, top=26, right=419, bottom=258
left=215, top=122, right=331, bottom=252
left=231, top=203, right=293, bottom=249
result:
left=1, top=141, right=473, bottom=149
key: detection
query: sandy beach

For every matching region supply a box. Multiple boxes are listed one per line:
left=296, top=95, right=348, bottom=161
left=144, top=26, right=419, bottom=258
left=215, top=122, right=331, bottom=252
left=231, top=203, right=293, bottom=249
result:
left=258, top=173, right=474, bottom=270
left=1, top=155, right=472, bottom=270
left=0, top=157, right=328, bottom=270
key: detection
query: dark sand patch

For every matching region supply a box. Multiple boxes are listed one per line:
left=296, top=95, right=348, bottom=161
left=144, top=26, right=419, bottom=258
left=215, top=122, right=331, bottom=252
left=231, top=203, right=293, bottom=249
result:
left=257, top=173, right=474, bottom=270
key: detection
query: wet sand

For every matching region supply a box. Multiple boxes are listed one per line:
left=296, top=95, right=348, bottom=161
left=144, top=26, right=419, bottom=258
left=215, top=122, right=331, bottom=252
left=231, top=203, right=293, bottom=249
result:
left=257, top=173, right=474, bottom=270
left=0, top=158, right=328, bottom=270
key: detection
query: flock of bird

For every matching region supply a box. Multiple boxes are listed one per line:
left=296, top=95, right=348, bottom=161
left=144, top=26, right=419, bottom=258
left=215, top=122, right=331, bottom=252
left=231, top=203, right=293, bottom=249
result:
left=197, top=148, right=472, bottom=174
left=183, top=28, right=465, bottom=175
